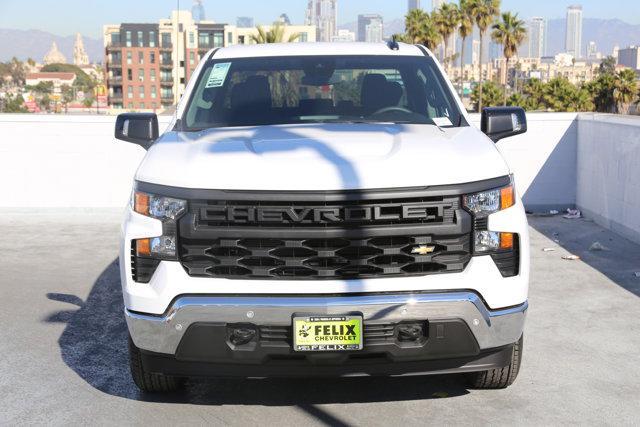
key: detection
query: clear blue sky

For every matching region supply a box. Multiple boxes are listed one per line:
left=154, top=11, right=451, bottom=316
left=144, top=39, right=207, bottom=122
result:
left=0, top=0, right=638, bottom=38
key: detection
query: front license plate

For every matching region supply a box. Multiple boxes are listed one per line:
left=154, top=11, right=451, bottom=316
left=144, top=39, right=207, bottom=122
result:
left=293, top=315, right=363, bottom=352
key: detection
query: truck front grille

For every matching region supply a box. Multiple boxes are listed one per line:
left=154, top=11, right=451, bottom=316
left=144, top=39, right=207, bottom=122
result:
left=180, top=234, right=470, bottom=279
left=176, top=188, right=473, bottom=280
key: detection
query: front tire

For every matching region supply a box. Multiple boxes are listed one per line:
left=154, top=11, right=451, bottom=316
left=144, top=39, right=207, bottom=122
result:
left=467, top=335, right=523, bottom=389
left=129, top=336, right=184, bottom=393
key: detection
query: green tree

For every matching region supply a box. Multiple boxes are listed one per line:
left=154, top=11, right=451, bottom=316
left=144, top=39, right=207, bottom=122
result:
left=614, top=69, right=638, bottom=114
left=404, top=9, right=441, bottom=51
left=457, top=0, right=474, bottom=96
left=0, top=56, right=27, bottom=86
left=40, top=63, right=95, bottom=93
left=469, top=0, right=501, bottom=112
left=391, top=33, right=411, bottom=43
left=83, top=96, right=95, bottom=109
left=569, top=87, right=595, bottom=112
left=435, top=3, right=461, bottom=65
left=586, top=73, right=616, bottom=113
left=1, top=94, right=28, bottom=113
left=507, top=92, right=525, bottom=107
left=421, top=12, right=443, bottom=51
left=250, top=24, right=300, bottom=43
left=542, top=77, right=593, bottom=112
left=522, top=78, right=545, bottom=110
left=471, top=81, right=503, bottom=110
left=405, top=9, right=428, bottom=43
left=598, top=56, right=616, bottom=75
left=38, top=94, right=51, bottom=112
left=61, top=84, right=74, bottom=113
left=491, top=12, right=526, bottom=105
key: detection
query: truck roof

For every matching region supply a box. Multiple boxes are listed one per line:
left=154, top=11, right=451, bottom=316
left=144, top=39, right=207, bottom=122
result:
left=211, top=42, right=427, bottom=60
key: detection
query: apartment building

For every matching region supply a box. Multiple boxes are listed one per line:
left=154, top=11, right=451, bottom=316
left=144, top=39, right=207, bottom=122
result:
left=104, top=10, right=315, bottom=111
left=618, top=46, right=640, bottom=70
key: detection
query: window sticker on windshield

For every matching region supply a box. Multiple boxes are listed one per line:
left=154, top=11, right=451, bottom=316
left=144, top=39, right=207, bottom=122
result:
left=433, top=116, right=453, bottom=127
left=205, top=62, right=232, bottom=88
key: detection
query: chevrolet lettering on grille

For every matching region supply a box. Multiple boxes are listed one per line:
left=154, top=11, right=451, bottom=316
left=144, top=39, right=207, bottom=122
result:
left=200, top=204, right=446, bottom=224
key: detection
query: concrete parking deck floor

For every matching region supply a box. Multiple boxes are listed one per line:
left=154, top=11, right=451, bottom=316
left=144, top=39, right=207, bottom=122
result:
left=1, top=212, right=639, bottom=425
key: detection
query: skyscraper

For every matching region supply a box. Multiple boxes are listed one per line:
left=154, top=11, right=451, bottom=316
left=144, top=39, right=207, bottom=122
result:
left=528, top=17, right=547, bottom=58
left=305, top=0, right=338, bottom=42
left=587, top=41, right=598, bottom=59
left=408, top=0, right=421, bottom=11
left=191, top=0, right=206, bottom=23
left=358, top=14, right=384, bottom=43
left=565, top=5, right=583, bottom=58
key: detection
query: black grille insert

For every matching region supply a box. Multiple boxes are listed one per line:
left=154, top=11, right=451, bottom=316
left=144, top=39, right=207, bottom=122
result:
left=177, top=189, right=472, bottom=280
left=180, top=234, right=470, bottom=279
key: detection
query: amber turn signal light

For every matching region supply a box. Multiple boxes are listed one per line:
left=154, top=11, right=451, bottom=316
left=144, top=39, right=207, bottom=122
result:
left=134, top=192, right=150, bottom=216
left=135, top=238, right=151, bottom=256
left=500, top=186, right=514, bottom=210
left=499, top=232, right=514, bottom=250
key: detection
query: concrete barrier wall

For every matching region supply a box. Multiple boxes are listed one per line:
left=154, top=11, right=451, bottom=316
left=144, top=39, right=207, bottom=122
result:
left=0, top=113, right=579, bottom=210
left=470, top=112, right=578, bottom=211
left=0, top=114, right=172, bottom=208
left=577, top=114, right=640, bottom=244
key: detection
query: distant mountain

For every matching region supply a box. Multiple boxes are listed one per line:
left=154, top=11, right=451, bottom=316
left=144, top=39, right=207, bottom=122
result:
left=339, top=19, right=405, bottom=40
left=0, top=29, right=103, bottom=63
left=546, top=18, right=640, bottom=57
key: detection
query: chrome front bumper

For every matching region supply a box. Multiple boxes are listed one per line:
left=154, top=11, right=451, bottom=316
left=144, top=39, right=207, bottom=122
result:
left=126, top=292, right=527, bottom=355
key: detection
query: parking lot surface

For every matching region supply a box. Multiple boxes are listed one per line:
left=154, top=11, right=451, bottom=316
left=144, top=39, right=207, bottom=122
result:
left=1, top=211, right=639, bottom=425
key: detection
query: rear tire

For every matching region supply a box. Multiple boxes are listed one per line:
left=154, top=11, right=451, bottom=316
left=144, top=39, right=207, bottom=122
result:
left=129, top=336, right=184, bottom=393
left=466, top=335, right=523, bottom=389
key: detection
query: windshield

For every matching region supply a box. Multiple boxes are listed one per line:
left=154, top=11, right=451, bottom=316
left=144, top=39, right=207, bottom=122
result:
left=181, top=55, right=465, bottom=130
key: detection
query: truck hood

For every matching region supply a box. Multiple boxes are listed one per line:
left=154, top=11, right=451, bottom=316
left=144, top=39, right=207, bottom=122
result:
left=136, top=123, right=510, bottom=191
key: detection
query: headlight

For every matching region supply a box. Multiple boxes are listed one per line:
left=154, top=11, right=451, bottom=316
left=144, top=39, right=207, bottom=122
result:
left=474, top=231, right=514, bottom=253
left=131, top=191, right=186, bottom=262
left=463, top=183, right=514, bottom=217
left=463, top=179, right=517, bottom=266
left=133, top=191, right=186, bottom=220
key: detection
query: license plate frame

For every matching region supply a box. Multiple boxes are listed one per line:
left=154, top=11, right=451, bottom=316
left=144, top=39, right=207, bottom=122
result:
left=292, top=315, right=363, bottom=352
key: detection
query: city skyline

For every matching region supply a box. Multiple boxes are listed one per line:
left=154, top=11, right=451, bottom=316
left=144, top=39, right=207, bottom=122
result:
left=1, top=0, right=640, bottom=39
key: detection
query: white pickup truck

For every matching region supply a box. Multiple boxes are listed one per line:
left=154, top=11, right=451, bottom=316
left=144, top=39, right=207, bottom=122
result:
left=115, top=42, right=529, bottom=393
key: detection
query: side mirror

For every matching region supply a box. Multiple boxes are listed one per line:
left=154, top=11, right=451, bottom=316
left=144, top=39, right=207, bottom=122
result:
left=481, top=107, right=527, bottom=143
left=115, top=113, right=159, bottom=149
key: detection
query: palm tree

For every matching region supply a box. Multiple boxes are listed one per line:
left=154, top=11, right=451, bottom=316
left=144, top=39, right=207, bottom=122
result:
left=251, top=24, right=300, bottom=44
left=570, top=87, right=594, bottom=112
left=523, top=78, right=545, bottom=110
left=421, top=12, right=443, bottom=52
left=435, top=3, right=461, bottom=67
left=614, top=69, right=638, bottom=114
left=458, top=0, right=474, bottom=97
left=405, top=9, right=427, bottom=43
left=404, top=9, right=441, bottom=51
left=491, top=12, right=526, bottom=105
left=469, top=0, right=501, bottom=112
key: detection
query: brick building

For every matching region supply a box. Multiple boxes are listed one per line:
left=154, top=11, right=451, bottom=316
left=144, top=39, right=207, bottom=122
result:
left=104, top=10, right=315, bottom=112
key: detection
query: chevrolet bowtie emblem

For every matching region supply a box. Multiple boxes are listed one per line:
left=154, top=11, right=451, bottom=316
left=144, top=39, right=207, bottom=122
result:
left=411, top=245, right=435, bottom=255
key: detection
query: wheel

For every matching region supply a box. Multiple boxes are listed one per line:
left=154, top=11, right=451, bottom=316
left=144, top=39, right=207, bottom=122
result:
left=129, top=336, right=184, bottom=393
left=466, top=335, right=523, bottom=389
